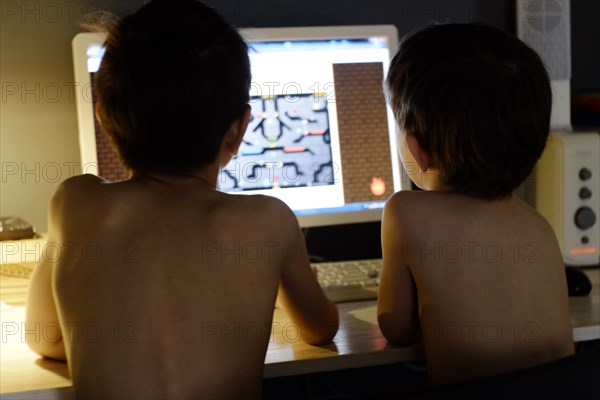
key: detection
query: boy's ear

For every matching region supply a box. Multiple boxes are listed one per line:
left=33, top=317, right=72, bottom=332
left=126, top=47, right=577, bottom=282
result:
left=405, top=134, right=430, bottom=173
left=222, top=105, right=251, bottom=156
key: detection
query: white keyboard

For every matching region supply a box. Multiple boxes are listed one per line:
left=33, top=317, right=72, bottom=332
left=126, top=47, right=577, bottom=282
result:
left=313, top=259, right=382, bottom=303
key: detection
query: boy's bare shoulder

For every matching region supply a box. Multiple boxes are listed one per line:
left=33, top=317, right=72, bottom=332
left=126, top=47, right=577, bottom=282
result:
left=385, top=191, right=559, bottom=247
left=383, top=191, right=450, bottom=243
left=384, top=190, right=454, bottom=225
left=49, top=174, right=105, bottom=208
left=386, top=190, right=472, bottom=211
left=58, top=173, right=106, bottom=188
left=227, top=192, right=288, bottom=209
left=386, top=190, right=437, bottom=209
left=218, top=193, right=299, bottom=232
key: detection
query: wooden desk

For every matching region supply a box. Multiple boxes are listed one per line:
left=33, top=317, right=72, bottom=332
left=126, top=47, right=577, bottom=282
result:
left=1, top=268, right=598, bottom=399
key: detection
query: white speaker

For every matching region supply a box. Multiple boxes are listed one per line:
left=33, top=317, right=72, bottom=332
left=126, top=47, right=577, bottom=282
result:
left=517, top=0, right=571, bottom=130
left=534, top=132, right=600, bottom=267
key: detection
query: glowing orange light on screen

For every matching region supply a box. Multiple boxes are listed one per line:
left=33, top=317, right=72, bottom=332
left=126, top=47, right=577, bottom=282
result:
left=370, top=177, right=386, bottom=196
left=569, top=248, right=598, bottom=255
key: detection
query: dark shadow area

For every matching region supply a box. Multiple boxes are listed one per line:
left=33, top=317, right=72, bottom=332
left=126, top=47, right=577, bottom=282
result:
left=265, top=339, right=600, bottom=399
left=264, top=362, right=428, bottom=400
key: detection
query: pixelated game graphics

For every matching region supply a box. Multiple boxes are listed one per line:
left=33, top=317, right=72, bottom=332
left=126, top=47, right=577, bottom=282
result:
left=219, top=93, right=335, bottom=191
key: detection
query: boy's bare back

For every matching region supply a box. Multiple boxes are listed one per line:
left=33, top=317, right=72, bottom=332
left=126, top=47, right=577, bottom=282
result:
left=379, top=23, right=574, bottom=384
left=379, top=190, right=573, bottom=384
left=25, top=2, right=337, bottom=397
left=28, top=173, right=337, bottom=399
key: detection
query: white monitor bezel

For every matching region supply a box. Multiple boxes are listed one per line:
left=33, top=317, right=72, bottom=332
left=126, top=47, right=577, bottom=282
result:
left=72, top=25, right=408, bottom=228
left=72, top=31, right=105, bottom=176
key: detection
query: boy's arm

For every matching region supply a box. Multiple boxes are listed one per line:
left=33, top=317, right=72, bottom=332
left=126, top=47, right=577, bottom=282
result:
left=377, top=194, right=420, bottom=346
left=25, top=187, right=66, bottom=361
left=275, top=204, right=339, bottom=345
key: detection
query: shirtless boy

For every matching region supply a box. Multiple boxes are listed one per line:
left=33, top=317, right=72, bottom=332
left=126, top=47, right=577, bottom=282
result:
left=378, top=23, right=574, bottom=384
left=25, top=1, right=338, bottom=398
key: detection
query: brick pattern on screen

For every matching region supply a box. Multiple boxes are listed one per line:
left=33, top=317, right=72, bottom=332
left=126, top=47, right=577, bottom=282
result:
left=91, top=73, right=129, bottom=182
left=333, top=63, right=394, bottom=203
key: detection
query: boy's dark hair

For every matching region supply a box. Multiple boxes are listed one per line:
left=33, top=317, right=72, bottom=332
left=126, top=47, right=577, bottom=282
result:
left=385, top=23, right=552, bottom=199
left=95, top=0, right=250, bottom=175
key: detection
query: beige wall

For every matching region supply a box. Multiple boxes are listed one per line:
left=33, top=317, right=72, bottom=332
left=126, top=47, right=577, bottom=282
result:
left=0, top=1, right=143, bottom=231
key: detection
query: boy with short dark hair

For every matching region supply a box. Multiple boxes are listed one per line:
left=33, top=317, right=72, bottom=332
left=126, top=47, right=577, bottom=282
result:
left=26, top=1, right=338, bottom=398
left=378, top=23, right=573, bottom=384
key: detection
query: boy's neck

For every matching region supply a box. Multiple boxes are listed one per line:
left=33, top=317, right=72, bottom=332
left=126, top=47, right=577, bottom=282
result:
left=416, top=168, right=453, bottom=192
left=131, top=164, right=220, bottom=189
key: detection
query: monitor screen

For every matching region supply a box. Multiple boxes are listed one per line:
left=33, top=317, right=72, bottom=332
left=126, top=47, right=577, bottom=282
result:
left=72, top=25, right=408, bottom=228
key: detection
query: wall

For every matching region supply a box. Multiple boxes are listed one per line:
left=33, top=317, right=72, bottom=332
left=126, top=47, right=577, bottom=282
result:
left=1, top=1, right=145, bottom=231
left=0, top=0, right=596, bottom=233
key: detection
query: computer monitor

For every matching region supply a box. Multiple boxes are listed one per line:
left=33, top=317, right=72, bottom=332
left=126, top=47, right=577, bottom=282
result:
left=72, top=25, right=409, bottom=228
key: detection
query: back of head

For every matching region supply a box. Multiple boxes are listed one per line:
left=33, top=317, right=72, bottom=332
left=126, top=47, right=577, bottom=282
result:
left=385, top=23, right=552, bottom=199
left=95, top=0, right=250, bottom=175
